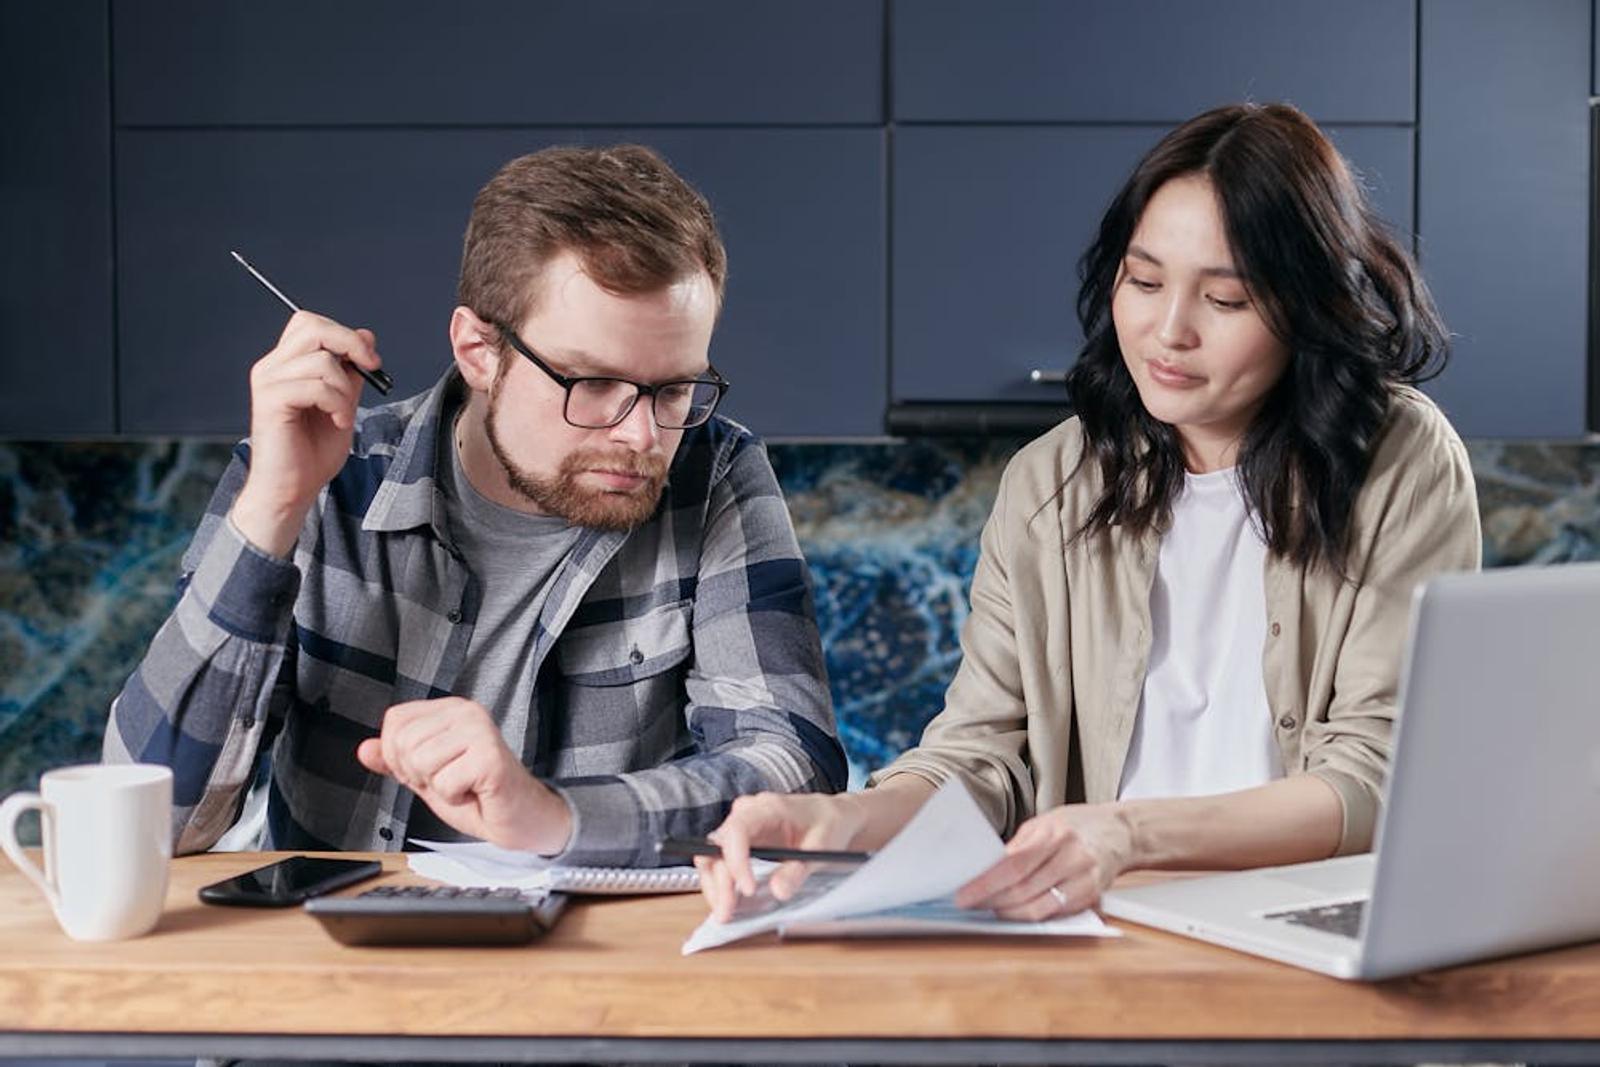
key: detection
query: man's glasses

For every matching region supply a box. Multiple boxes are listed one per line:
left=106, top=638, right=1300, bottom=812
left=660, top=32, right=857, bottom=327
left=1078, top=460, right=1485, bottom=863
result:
left=492, top=322, right=730, bottom=430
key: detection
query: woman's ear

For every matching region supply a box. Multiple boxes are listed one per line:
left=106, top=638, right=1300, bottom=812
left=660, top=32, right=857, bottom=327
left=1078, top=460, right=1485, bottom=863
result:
left=450, top=306, right=501, bottom=391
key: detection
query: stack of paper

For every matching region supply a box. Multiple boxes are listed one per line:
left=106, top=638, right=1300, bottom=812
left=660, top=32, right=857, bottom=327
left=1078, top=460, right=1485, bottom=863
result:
left=681, top=780, right=1121, bottom=953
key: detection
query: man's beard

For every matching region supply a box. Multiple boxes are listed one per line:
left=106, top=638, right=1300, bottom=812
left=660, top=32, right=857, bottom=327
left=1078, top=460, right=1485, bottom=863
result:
left=482, top=379, right=669, bottom=532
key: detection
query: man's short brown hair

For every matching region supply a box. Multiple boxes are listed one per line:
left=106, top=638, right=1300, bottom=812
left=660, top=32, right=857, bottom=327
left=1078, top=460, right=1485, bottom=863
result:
left=458, top=144, right=727, bottom=335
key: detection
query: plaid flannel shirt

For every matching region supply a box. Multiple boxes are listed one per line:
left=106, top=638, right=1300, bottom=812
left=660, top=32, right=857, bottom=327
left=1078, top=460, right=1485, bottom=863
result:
left=104, top=370, right=845, bottom=865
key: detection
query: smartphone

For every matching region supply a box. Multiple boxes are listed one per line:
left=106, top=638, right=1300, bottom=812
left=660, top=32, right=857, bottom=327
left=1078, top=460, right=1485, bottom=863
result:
left=197, top=856, right=383, bottom=908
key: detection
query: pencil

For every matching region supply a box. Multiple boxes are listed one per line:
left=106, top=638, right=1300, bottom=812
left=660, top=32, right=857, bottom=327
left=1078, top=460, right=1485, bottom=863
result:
left=657, top=836, right=872, bottom=865
left=230, top=250, right=394, bottom=395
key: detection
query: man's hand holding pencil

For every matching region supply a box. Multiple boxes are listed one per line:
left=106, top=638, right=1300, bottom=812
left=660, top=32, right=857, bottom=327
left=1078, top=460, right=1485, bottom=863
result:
left=228, top=307, right=386, bottom=559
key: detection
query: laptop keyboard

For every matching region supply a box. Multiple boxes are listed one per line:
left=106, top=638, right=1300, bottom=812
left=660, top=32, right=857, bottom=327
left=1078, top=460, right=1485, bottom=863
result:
left=1262, top=898, right=1366, bottom=939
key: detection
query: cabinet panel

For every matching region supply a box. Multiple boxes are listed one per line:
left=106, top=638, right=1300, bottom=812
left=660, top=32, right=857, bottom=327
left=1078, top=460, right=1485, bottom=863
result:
left=115, top=129, right=883, bottom=437
left=0, top=1, right=113, bottom=435
left=1418, top=0, right=1590, bottom=437
left=893, top=0, right=1414, bottom=123
left=114, top=0, right=883, bottom=126
left=893, top=125, right=1414, bottom=404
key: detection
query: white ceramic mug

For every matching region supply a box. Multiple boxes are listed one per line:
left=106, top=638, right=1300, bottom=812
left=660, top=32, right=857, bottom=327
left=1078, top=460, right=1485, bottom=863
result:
left=0, top=763, right=173, bottom=940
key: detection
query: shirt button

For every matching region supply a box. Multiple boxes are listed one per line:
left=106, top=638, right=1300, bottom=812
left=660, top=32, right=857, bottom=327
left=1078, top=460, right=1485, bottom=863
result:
left=1270, top=621, right=1282, bottom=637
left=447, top=608, right=463, bottom=624
left=1278, top=714, right=1297, bottom=730
left=378, top=827, right=394, bottom=842
left=628, top=647, right=645, bottom=665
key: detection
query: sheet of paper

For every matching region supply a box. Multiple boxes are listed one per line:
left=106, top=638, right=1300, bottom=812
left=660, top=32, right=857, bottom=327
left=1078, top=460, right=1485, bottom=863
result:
left=680, top=779, right=1118, bottom=953
left=406, top=839, right=556, bottom=891
left=781, top=894, right=1119, bottom=939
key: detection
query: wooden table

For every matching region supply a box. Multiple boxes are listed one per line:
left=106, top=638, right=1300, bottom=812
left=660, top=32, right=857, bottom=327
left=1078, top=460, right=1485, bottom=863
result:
left=3, top=851, right=1599, bottom=1064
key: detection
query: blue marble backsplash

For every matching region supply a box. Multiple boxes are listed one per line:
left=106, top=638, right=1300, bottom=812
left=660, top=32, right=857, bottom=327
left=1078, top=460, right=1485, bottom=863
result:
left=3, top=436, right=1598, bottom=808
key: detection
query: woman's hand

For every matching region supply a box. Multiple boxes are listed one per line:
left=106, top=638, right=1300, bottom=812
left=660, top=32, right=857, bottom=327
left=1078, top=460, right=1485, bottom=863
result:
left=695, top=792, right=869, bottom=923
left=954, top=802, right=1135, bottom=919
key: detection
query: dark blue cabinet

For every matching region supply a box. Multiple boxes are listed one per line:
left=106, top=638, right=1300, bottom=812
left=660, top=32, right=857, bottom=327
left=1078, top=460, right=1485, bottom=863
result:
left=1, top=1, right=114, bottom=435
left=2, top=1, right=1593, bottom=440
left=893, top=0, right=1414, bottom=124
left=892, top=125, right=1415, bottom=405
left=1417, top=0, right=1590, bottom=437
left=115, top=129, right=884, bottom=437
left=114, top=0, right=883, bottom=126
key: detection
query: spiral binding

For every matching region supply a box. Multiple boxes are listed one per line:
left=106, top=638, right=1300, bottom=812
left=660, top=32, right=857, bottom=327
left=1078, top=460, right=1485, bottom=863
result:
left=546, top=865, right=701, bottom=895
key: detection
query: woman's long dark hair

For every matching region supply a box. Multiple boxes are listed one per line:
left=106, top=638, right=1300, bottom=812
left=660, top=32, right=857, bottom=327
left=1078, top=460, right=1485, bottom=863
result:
left=1065, top=103, right=1447, bottom=573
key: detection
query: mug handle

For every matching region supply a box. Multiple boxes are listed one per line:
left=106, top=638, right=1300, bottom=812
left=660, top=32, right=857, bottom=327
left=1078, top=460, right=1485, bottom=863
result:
left=0, top=792, right=60, bottom=912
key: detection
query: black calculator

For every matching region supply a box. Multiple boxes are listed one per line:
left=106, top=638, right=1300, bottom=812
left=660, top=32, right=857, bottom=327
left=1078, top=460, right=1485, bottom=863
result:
left=304, top=884, right=569, bottom=947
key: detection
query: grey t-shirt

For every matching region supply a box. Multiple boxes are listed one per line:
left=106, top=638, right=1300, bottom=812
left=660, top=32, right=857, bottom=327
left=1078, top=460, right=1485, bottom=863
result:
left=406, top=413, right=581, bottom=842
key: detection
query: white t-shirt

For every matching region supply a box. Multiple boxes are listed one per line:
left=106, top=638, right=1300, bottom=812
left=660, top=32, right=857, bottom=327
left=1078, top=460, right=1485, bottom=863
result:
left=1117, top=467, right=1283, bottom=800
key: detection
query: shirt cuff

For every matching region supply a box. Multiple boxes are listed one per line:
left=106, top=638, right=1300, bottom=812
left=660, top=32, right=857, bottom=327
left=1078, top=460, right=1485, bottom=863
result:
left=1306, top=767, right=1380, bottom=856
left=187, top=515, right=302, bottom=643
left=543, top=777, right=650, bottom=868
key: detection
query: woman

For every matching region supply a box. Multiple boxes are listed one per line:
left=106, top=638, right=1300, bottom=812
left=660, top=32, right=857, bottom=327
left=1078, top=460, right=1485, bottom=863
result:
left=699, top=103, right=1481, bottom=922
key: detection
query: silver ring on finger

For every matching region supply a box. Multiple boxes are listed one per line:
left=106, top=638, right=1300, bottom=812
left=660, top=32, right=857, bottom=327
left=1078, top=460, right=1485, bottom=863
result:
left=1047, top=885, right=1068, bottom=909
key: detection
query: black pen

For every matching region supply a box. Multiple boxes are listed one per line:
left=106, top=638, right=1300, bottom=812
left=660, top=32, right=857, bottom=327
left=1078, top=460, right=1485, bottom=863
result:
left=657, top=836, right=872, bottom=865
left=229, top=250, right=394, bottom=395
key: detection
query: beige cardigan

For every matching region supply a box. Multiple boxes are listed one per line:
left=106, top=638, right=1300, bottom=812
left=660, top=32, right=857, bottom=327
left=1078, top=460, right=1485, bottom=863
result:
left=873, top=387, right=1482, bottom=855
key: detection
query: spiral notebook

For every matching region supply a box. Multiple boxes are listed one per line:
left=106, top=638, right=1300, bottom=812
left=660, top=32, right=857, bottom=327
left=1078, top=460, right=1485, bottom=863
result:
left=406, top=838, right=763, bottom=896
left=543, top=864, right=699, bottom=894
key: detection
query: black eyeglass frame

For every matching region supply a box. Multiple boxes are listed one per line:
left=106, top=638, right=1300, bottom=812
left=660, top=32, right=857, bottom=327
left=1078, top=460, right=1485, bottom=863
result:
left=491, top=321, right=730, bottom=430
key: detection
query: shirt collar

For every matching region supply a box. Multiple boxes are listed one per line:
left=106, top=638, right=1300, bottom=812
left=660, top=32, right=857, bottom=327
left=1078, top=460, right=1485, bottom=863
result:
left=361, top=367, right=464, bottom=538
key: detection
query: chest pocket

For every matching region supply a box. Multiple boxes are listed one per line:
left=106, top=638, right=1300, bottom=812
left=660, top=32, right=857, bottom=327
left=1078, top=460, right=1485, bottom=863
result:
left=554, top=600, right=693, bottom=686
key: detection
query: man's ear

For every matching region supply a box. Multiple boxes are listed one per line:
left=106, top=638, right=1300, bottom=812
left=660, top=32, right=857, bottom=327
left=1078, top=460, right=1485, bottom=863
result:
left=450, top=306, right=502, bottom=391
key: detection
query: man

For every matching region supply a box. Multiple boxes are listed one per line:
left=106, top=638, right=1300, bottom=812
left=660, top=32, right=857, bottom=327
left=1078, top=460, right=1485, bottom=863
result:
left=104, top=145, right=846, bottom=865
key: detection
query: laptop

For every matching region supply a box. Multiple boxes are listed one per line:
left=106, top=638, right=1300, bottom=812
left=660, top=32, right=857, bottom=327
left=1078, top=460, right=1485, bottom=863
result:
left=1100, top=562, right=1600, bottom=980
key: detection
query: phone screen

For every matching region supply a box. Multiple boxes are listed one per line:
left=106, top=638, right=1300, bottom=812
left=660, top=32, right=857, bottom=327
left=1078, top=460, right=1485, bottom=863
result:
left=198, top=856, right=382, bottom=907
